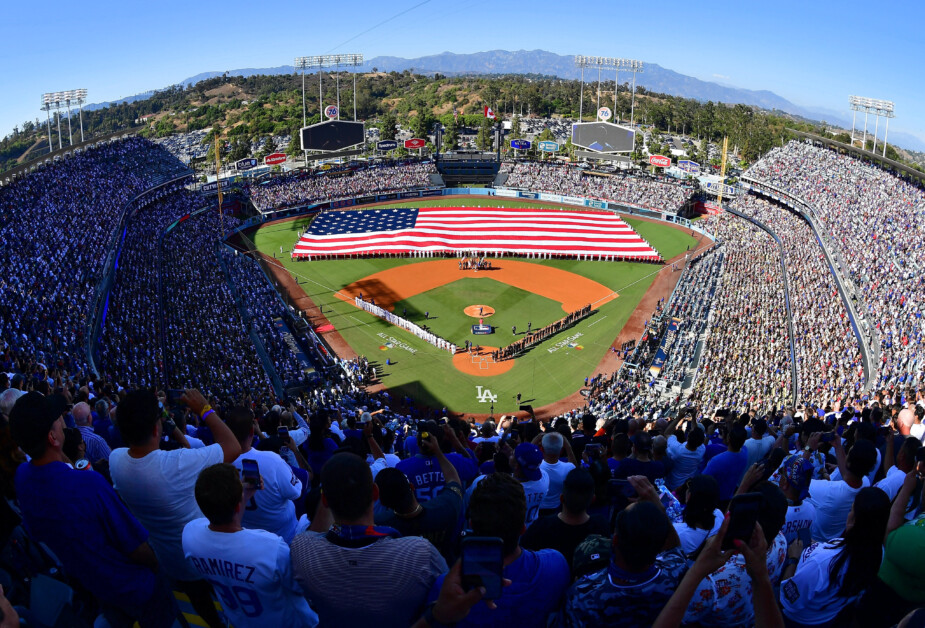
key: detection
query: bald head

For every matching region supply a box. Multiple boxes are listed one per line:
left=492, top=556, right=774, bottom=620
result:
left=72, top=402, right=92, bottom=427
left=898, top=408, right=915, bottom=435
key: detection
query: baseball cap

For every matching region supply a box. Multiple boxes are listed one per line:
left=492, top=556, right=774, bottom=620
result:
left=9, top=392, right=63, bottom=455
left=781, top=453, right=813, bottom=501
left=572, top=534, right=612, bottom=578
left=514, top=442, right=543, bottom=481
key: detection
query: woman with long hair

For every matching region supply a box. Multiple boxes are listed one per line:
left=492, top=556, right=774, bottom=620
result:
left=673, top=474, right=723, bottom=555
left=780, top=486, right=890, bottom=626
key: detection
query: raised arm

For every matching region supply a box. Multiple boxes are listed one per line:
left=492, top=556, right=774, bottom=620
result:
left=181, top=389, right=241, bottom=463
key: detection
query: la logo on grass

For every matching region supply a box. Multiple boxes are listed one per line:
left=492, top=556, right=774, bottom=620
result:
left=476, top=386, right=498, bottom=403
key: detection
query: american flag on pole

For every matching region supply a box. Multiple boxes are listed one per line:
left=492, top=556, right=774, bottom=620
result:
left=293, top=207, right=660, bottom=260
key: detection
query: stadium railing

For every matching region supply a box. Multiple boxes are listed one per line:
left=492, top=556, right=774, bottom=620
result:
left=739, top=177, right=877, bottom=395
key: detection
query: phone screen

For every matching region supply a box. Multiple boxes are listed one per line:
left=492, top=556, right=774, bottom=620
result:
left=820, top=432, right=836, bottom=443
left=722, top=493, right=762, bottom=550
left=461, top=537, right=504, bottom=599
left=277, top=426, right=289, bottom=439
left=796, top=526, right=812, bottom=548
left=241, top=459, right=260, bottom=486
left=585, top=444, right=602, bottom=459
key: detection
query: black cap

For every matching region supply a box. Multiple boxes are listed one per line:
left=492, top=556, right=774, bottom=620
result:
left=9, top=392, right=63, bottom=456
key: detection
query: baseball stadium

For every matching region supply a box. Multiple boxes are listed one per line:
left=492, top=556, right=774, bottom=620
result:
left=2, top=6, right=925, bottom=626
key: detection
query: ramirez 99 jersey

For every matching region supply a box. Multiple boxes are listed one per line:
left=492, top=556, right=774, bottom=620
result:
left=182, top=519, right=317, bottom=627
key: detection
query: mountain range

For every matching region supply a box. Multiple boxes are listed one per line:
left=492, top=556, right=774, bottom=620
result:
left=87, top=49, right=925, bottom=151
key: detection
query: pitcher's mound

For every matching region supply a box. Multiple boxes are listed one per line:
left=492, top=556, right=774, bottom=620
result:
left=464, top=305, right=495, bottom=318
left=452, top=345, right=514, bottom=377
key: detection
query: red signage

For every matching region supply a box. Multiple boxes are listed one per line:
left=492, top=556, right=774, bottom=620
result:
left=404, top=138, right=426, bottom=149
left=264, top=153, right=287, bottom=166
left=649, top=155, right=671, bottom=168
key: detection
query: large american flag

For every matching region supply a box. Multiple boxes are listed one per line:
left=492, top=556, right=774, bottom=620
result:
left=293, top=207, right=660, bottom=260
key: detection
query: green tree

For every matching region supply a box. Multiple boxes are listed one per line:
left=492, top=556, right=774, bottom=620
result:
left=510, top=115, right=522, bottom=139
left=476, top=117, right=494, bottom=150
left=443, top=118, right=458, bottom=151
left=286, top=127, right=302, bottom=156
left=380, top=112, right=398, bottom=141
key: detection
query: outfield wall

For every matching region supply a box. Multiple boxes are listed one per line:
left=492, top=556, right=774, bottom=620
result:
left=229, top=187, right=715, bottom=243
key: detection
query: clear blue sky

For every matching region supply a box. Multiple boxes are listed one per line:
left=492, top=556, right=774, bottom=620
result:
left=1, top=0, right=922, bottom=148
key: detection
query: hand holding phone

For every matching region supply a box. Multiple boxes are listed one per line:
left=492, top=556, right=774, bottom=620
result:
left=722, top=493, right=763, bottom=551
left=607, top=479, right=637, bottom=501
left=277, top=426, right=289, bottom=440
left=241, top=459, right=261, bottom=489
left=461, top=537, right=504, bottom=600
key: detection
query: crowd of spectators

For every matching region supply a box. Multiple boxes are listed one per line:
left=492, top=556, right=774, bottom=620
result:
left=7, top=134, right=925, bottom=627
left=733, top=194, right=865, bottom=403
left=161, top=209, right=278, bottom=404
left=502, top=162, right=695, bottom=212
left=245, top=162, right=437, bottom=211
left=222, top=249, right=308, bottom=388
left=691, top=212, right=794, bottom=409
left=0, top=137, right=188, bottom=379
left=97, top=191, right=201, bottom=387
left=747, top=140, right=925, bottom=395
left=656, top=248, right=724, bottom=385
left=4, top=379, right=922, bottom=628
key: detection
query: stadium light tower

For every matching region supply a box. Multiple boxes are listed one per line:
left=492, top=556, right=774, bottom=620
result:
left=849, top=96, right=894, bottom=158
left=40, top=98, right=53, bottom=153
left=294, top=54, right=364, bottom=122
left=574, top=57, right=643, bottom=126
left=73, top=88, right=88, bottom=143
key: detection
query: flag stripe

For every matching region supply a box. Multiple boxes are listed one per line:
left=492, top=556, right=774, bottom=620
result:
left=293, top=207, right=660, bottom=259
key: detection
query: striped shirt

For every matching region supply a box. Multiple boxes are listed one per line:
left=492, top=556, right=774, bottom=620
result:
left=290, top=530, right=446, bottom=628
left=78, top=425, right=112, bottom=462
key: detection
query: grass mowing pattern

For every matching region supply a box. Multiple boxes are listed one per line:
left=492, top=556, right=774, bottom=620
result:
left=247, top=199, right=698, bottom=414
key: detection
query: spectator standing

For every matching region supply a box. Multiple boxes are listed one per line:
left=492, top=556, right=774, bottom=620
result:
left=664, top=416, right=705, bottom=490
left=538, top=432, right=577, bottom=515
left=10, top=393, right=179, bottom=627
left=290, top=453, right=446, bottom=628
left=109, top=389, right=241, bottom=628
left=183, top=463, right=318, bottom=627
left=72, top=401, right=112, bottom=463
left=777, top=454, right=816, bottom=545
left=521, top=468, right=609, bottom=569
left=558, top=476, right=687, bottom=627
left=743, top=418, right=776, bottom=468
left=780, top=487, right=890, bottom=626
left=226, top=406, right=303, bottom=543
left=703, top=424, right=749, bottom=505
left=429, top=472, right=569, bottom=628
left=806, top=437, right=877, bottom=541
left=673, top=474, right=723, bottom=555
left=375, top=432, right=464, bottom=561
left=513, top=443, right=550, bottom=527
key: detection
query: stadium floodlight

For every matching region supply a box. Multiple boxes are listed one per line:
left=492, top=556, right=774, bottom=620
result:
left=574, top=57, right=643, bottom=126
left=849, top=95, right=895, bottom=157
left=42, top=89, right=88, bottom=148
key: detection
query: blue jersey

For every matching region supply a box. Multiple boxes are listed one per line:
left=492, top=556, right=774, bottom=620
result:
left=396, top=453, right=478, bottom=501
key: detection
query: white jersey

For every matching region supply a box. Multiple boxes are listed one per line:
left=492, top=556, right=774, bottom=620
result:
left=780, top=502, right=816, bottom=545
left=521, top=471, right=550, bottom=527
left=233, top=449, right=302, bottom=543
left=182, top=519, right=317, bottom=628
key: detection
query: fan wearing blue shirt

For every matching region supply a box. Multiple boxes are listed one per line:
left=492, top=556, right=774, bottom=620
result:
left=397, top=421, right=478, bottom=501
left=10, top=392, right=179, bottom=628
left=428, top=472, right=570, bottom=628
left=702, top=424, right=750, bottom=503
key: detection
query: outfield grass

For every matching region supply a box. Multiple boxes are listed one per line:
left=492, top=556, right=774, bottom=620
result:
left=246, top=199, right=697, bottom=414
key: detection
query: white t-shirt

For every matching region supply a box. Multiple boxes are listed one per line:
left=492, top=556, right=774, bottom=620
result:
left=522, top=471, right=550, bottom=527
left=911, top=423, right=925, bottom=442
left=110, top=444, right=225, bottom=580
left=665, top=435, right=705, bottom=490
left=780, top=540, right=870, bottom=625
left=233, top=450, right=303, bottom=543
left=806, top=477, right=870, bottom=542
left=875, top=465, right=907, bottom=501
left=780, top=502, right=816, bottom=545
left=182, top=519, right=318, bottom=627
left=743, top=435, right=776, bottom=468
left=673, top=508, right=724, bottom=554
left=539, top=460, right=576, bottom=509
